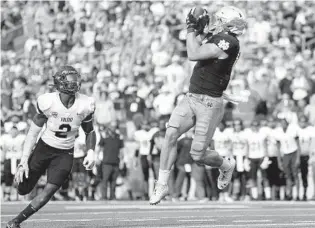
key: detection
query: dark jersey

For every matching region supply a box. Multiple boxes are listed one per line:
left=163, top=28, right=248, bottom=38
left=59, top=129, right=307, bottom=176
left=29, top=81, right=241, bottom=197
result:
left=189, top=32, right=240, bottom=97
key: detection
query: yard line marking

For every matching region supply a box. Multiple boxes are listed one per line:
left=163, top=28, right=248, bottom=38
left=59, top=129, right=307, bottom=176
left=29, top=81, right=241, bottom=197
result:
left=233, top=220, right=272, bottom=223
left=178, top=219, right=216, bottom=222
left=153, top=223, right=315, bottom=228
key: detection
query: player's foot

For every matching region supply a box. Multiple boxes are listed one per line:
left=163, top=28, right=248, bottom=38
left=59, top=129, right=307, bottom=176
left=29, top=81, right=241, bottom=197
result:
left=149, top=181, right=169, bottom=205
left=6, top=220, right=20, bottom=228
left=217, top=157, right=236, bottom=190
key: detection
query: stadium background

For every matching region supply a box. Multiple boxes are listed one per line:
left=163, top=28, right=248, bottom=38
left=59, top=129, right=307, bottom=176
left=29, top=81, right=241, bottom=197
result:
left=1, top=0, right=315, bottom=202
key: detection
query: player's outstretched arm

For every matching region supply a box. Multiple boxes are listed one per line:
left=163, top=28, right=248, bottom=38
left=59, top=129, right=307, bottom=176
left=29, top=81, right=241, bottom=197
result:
left=81, top=114, right=97, bottom=170
left=15, top=113, right=47, bottom=184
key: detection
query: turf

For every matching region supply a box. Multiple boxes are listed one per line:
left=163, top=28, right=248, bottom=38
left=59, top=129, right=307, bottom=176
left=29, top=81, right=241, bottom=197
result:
left=2, top=201, right=315, bottom=228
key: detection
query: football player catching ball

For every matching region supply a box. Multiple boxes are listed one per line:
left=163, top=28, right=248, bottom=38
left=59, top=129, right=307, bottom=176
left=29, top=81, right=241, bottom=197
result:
left=150, top=6, right=247, bottom=205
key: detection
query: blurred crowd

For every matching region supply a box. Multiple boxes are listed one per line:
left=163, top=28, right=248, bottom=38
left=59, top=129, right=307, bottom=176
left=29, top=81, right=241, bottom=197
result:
left=1, top=0, right=315, bottom=202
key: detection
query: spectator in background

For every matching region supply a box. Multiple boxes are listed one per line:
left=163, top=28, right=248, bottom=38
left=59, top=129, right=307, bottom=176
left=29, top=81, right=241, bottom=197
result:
left=173, top=128, right=194, bottom=201
left=94, top=90, right=116, bottom=127
left=273, top=93, right=298, bottom=124
left=212, top=122, right=233, bottom=202
left=98, top=121, right=124, bottom=200
left=134, top=121, right=158, bottom=200
left=150, top=119, right=167, bottom=180
left=297, top=116, right=313, bottom=201
left=0, top=126, right=25, bottom=201
left=279, top=68, right=294, bottom=97
left=153, top=86, right=175, bottom=121
left=305, top=94, right=315, bottom=125
left=276, top=118, right=300, bottom=201
left=72, top=128, right=89, bottom=201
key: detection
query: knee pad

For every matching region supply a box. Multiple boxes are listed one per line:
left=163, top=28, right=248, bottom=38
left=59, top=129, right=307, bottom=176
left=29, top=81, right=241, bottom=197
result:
left=190, top=141, right=206, bottom=162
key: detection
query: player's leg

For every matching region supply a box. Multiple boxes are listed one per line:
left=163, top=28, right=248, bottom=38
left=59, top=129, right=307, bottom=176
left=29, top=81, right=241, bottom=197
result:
left=300, top=155, right=309, bottom=200
left=261, top=167, right=271, bottom=200
left=22, top=149, right=73, bottom=217
left=312, top=162, right=315, bottom=200
left=140, top=155, right=150, bottom=200
left=282, top=153, right=293, bottom=200
left=109, top=165, right=119, bottom=200
left=150, top=96, right=195, bottom=204
left=249, top=159, right=259, bottom=200
left=3, top=159, right=13, bottom=201
left=6, top=142, right=55, bottom=227
left=191, top=163, right=206, bottom=200
left=173, top=166, right=186, bottom=199
left=188, top=94, right=235, bottom=190
left=101, top=164, right=113, bottom=200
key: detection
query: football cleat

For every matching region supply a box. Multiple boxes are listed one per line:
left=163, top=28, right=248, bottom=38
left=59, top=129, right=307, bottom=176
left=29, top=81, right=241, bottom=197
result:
left=149, top=181, right=169, bottom=205
left=217, top=157, right=236, bottom=190
left=6, top=220, right=21, bottom=228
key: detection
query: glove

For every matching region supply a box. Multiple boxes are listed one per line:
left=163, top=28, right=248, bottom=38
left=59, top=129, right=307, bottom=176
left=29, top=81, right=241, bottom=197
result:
left=196, top=10, right=209, bottom=35
left=186, top=8, right=198, bottom=33
left=14, top=155, right=29, bottom=184
left=260, top=157, right=270, bottom=170
left=83, top=149, right=95, bottom=170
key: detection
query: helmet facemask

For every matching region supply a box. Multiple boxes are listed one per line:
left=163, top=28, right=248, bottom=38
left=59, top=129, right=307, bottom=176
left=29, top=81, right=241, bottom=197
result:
left=53, top=69, right=81, bottom=95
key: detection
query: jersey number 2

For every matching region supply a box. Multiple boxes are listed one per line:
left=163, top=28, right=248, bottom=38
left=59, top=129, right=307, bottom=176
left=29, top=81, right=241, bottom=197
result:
left=55, top=124, right=71, bottom=138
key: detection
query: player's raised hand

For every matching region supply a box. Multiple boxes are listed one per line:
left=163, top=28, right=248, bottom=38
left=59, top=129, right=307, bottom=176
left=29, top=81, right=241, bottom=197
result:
left=83, top=149, right=95, bottom=170
left=15, top=157, right=29, bottom=184
left=186, top=8, right=198, bottom=32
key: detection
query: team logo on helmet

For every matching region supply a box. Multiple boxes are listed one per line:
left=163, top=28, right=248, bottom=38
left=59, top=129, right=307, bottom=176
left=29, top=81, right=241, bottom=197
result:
left=53, top=66, right=81, bottom=95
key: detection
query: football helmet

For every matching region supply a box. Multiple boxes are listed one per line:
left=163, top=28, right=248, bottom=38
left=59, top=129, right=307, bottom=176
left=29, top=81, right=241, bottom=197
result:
left=53, top=66, right=81, bottom=95
left=207, top=6, right=247, bottom=36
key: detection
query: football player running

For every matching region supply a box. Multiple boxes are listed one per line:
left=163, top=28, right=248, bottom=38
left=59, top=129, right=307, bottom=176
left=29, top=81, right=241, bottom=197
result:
left=6, top=66, right=96, bottom=228
left=150, top=6, right=247, bottom=205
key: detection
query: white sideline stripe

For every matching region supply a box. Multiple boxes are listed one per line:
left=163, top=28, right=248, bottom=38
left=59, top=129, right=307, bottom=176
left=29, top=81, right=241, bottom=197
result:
left=233, top=220, right=272, bottom=223
left=119, top=219, right=160, bottom=222
left=178, top=219, right=216, bottom=222
left=64, top=205, right=249, bottom=210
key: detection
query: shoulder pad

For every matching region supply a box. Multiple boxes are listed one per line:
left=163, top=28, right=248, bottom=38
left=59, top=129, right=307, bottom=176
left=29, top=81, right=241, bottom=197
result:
left=37, top=93, right=54, bottom=113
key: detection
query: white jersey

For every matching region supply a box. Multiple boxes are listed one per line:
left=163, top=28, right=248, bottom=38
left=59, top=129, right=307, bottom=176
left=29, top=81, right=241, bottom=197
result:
left=0, top=133, right=26, bottom=174
left=276, top=124, right=299, bottom=155
left=231, top=130, right=247, bottom=157
left=246, top=129, right=267, bottom=159
left=0, top=134, right=25, bottom=159
left=213, top=128, right=232, bottom=157
left=265, top=127, right=280, bottom=158
left=298, top=126, right=315, bottom=156
left=134, top=128, right=158, bottom=156
left=37, top=92, right=95, bottom=150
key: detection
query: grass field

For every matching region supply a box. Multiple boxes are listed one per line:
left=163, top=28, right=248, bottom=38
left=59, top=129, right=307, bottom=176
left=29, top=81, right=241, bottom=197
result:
left=2, top=200, right=315, bottom=228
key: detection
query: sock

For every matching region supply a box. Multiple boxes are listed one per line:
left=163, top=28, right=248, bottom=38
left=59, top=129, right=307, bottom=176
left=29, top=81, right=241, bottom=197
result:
left=158, top=169, right=171, bottom=185
left=264, top=187, right=271, bottom=199
left=251, top=187, right=258, bottom=199
left=219, top=158, right=231, bottom=171
left=13, top=204, right=37, bottom=224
